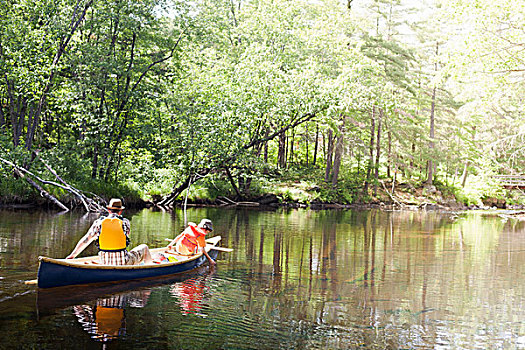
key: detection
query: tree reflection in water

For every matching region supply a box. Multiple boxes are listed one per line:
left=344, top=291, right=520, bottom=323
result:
left=3, top=208, right=525, bottom=348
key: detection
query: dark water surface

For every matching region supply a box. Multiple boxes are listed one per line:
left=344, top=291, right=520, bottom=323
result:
left=1, top=208, right=525, bottom=349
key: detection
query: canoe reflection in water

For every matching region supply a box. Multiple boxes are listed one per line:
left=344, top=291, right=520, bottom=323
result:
left=72, top=289, right=151, bottom=343
left=34, top=265, right=216, bottom=343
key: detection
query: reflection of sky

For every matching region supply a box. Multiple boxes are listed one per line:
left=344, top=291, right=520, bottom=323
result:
left=0, top=237, right=7, bottom=253
left=310, top=254, right=321, bottom=272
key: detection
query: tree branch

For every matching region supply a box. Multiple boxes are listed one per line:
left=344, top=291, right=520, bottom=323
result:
left=0, top=157, right=69, bottom=211
left=243, top=108, right=326, bottom=150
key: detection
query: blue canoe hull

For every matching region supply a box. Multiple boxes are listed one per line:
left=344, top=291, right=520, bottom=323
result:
left=37, top=249, right=218, bottom=289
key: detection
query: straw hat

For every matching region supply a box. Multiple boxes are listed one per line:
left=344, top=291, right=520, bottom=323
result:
left=107, top=198, right=125, bottom=210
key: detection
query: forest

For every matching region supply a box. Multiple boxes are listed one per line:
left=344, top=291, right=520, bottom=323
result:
left=0, top=0, right=524, bottom=210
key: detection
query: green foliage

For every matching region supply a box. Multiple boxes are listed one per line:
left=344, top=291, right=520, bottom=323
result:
left=0, top=176, right=33, bottom=203
left=452, top=175, right=504, bottom=207
left=0, top=0, right=523, bottom=208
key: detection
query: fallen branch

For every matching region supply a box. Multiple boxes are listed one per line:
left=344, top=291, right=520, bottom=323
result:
left=236, top=201, right=260, bottom=207
left=158, top=175, right=192, bottom=208
left=216, top=198, right=230, bottom=206
left=217, top=196, right=236, bottom=204
left=0, top=157, right=69, bottom=211
left=0, top=156, right=108, bottom=212
left=380, top=180, right=404, bottom=207
left=37, top=157, right=105, bottom=212
left=215, top=196, right=259, bottom=207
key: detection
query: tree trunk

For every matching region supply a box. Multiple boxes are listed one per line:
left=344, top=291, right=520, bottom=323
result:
left=277, top=131, right=286, bottom=168
left=20, top=170, right=69, bottom=211
left=158, top=175, right=192, bottom=207
left=426, top=42, right=439, bottom=186
left=461, top=161, right=469, bottom=187
left=0, top=103, right=5, bottom=129
left=92, top=145, right=99, bottom=179
left=264, top=141, right=268, bottom=163
left=324, top=129, right=334, bottom=182
left=387, top=130, right=392, bottom=178
left=0, top=157, right=69, bottom=211
left=289, top=128, right=295, bottom=166
left=374, top=109, right=382, bottom=196
left=363, top=107, right=376, bottom=196
left=410, top=142, right=415, bottom=169
left=26, top=0, right=94, bottom=151
left=244, top=176, right=252, bottom=197
left=305, top=124, right=309, bottom=167
left=261, top=129, right=269, bottom=164
left=426, top=85, right=436, bottom=185
left=313, top=123, right=319, bottom=167
left=284, top=131, right=289, bottom=169
left=225, top=167, right=243, bottom=199
left=331, top=119, right=345, bottom=188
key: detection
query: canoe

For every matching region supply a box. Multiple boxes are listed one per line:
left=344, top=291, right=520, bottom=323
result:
left=37, top=236, right=222, bottom=289
left=35, top=265, right=214, bottom=317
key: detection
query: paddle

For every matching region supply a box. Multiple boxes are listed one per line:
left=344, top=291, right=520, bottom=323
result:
left=164, top=238, right=233, bottom=252
left=208, top=246, right=233, bottom=252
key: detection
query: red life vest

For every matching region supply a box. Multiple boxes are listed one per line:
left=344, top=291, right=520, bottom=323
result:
left=177, top=223, right=207, bottom=255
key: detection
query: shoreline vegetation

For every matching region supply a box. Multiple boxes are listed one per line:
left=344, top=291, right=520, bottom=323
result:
left=1, top=1, right=524, bottom=214
left=1, top=174, right=523, bottom=212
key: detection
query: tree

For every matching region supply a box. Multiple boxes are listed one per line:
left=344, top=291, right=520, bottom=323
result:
left=0, top=0, right=93, bottom=151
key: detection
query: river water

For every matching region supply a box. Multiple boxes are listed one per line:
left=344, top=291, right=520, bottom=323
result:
left=0, top=207, right=524, bottom=349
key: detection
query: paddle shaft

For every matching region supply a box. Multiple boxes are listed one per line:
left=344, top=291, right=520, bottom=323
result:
left=210, top=246, right=233, bottom=252
left=165, top=238, right=222, bottom=243
left=164, top=238, right=233, bottom=252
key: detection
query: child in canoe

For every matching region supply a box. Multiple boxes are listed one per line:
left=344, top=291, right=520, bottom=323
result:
left=166, top=219, right=216, bottom=266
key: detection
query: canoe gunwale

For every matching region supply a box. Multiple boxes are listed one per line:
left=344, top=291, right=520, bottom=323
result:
left=38, top=235, right=221, bottom=270
left=37, top=236, right=222, bottom=288
left=38, top=249, right=199, bottom=270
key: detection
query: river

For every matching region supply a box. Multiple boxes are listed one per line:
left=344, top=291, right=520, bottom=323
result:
left=0, top=207, right=524, bottom=349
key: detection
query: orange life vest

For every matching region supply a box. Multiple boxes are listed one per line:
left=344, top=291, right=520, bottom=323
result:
left=176, top=223, right=207, bottom=255
left=95, top=306, right=124, bottom=337
left=98, top=217, right=127, bottom=251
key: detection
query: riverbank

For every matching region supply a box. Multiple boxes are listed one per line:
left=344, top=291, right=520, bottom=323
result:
left=2, top=177, right=523, bottom=211
left=162, top=178, right=525, bottom=211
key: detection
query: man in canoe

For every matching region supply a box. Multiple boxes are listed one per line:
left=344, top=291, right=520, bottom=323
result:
left=66, top=198, right=153, bottom=265
left=167, top=219, right=216, bottom=266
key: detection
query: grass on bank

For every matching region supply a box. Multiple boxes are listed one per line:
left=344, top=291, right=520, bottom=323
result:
left=0, top=172, right=142, bottom=206
left=1, top=157, right=522, bottom=208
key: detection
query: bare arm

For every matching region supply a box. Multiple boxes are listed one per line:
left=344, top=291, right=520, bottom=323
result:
left=202, top=247, right=216, bottom=266
left=66, top=222, right=99, bottom=259
left=167, top=233, right=182, bottom=249
left=198, top=235, right=215, bottom=266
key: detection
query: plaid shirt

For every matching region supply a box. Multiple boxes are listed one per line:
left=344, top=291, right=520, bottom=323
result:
left=98, top=250, right=129, bottom=265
